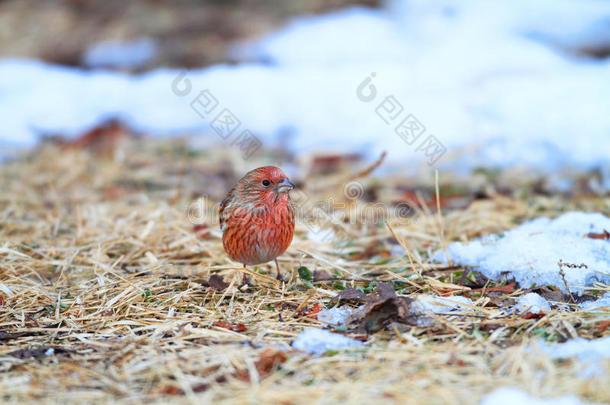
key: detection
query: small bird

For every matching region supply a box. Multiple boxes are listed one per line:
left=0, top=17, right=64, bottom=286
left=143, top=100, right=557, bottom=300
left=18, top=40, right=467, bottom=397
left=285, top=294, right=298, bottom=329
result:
left=219, top=166, right=295, bottom=282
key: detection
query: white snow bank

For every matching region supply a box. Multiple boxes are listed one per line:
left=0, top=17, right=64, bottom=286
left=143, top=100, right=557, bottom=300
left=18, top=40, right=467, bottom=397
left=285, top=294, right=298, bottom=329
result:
left=513, top=293, right=551, bottom=314
left=2, top=0, right=610, bottom=174
left=579, top=292, right=610, bottom=313
left=292, top=328, right=363, bottom=355
left=411, top=295, right=474, bottom=314
left=82, top=38, right=157, bottom=69
left=436, top=212, right=610, bottom=293
left=536, top=336, right=610, bottom=377
left=480, top=387, right=600, bottom=405
left=538, top=336, right=610, bottom=361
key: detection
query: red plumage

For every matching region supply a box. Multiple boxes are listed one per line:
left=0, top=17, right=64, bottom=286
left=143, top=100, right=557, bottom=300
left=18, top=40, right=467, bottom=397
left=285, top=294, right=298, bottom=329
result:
left=219, top=166, right=295, bottom=280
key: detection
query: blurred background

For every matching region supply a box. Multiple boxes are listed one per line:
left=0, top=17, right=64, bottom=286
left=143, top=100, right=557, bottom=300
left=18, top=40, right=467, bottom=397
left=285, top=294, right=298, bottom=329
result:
left=1, top=0, right=609, bottom=190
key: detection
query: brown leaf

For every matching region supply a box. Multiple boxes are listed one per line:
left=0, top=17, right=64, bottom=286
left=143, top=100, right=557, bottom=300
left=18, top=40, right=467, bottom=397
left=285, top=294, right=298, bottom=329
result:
left=235, top=348, right=287, bottom=382
left=586, top=230, right=610, bottom=240
left=255, top=348, right=287, bottom=376
left=598, top=320, right=610, bottom=333
left=331, top=288, right=367, bottom=304
left=313, top=270, right=334, bottom=282
left=522, top=312, right=545, bottom=320
left=468, top=283, right=516, bottom=295
left=65, top=120, right=128, bottom=155
left=157, top=385, right=183, bottom=396
left=213, top=320, right=248, bottom=332
left=208, top=274, right=229, bottom=291
left=345, top=282, right=416, bottom=334
left=532, top=286, right=566, bottom=303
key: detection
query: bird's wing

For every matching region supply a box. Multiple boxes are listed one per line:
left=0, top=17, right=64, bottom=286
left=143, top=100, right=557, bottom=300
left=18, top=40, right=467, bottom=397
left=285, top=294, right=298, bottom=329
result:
left=218, top=188, right=235, bottom=232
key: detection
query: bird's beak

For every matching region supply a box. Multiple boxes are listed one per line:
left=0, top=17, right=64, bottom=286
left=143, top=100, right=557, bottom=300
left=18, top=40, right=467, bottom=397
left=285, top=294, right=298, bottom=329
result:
left=276, top=178, right=295, bottom=193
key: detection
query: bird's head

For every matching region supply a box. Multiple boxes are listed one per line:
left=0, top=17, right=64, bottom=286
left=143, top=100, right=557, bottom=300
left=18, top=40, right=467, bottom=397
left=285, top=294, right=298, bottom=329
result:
left=238, top=166, right=295, bottom=205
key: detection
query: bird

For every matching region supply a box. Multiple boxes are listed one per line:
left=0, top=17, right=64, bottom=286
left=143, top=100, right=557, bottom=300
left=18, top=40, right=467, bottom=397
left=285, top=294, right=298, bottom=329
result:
left=219, top=166, right=295, bottom=282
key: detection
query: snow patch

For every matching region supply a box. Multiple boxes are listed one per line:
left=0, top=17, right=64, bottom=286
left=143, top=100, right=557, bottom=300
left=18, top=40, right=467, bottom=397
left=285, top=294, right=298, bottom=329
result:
left=436, top=212, right=610, bottom=293
left=317, top=306, right=356, bottom=327
left=1, top=0, right=610, bottom=176
left=411, top=295, right=474, bottom=314
left=536, top=336, right=610, bottom=377
left=82, top=38, right=157, bottom=69
left=513, top=293, right=551, bottom=314
left=579, top=292, right=610, bottom=314
left=538, top=336, right=610, bottom=361
left=292, top=328, right=363, bottom=355
left=480, top=387, right=600, bottom=405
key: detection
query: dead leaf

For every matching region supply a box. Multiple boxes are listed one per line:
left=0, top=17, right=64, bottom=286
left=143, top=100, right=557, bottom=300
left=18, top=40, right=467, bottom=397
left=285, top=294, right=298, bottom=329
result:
left=254, top=348, right=287, bottom=376
left=304, top=304, right=322, bottom=318
left=157, top=385, right=183, bottom=396
left=331, top=288, right=368, bottom=304
left=345, top=282, right=415, bottom=334
left=65, top=120, right=128, bottom=156
left=598, top=320, right=610, bottom=333
left=468, top=283, right=516, bottom=295
left=586, top=230, right=610, bottom=240
left=522, top=312, right=545, bottom=320
left=235, top=348, right=287, bottom=382
left=532, top=286, right=566, bottom=303
left=208, top=274, right=229, bottom=291
left=313, top=270, right=333, bottom=282
left=213, top=320, right=247, bottom=332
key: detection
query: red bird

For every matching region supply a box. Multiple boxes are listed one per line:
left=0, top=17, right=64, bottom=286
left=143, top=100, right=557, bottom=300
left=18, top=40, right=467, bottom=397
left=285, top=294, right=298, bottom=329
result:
left=219, top=166, right=295, bottom=281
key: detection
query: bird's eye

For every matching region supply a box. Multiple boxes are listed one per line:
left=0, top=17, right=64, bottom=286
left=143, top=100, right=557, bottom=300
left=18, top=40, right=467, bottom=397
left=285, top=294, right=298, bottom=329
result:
left=262, top=179, right=271, bottom=186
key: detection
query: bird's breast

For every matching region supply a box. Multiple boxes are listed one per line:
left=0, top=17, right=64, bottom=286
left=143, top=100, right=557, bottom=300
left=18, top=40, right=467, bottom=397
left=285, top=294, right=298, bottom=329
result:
left=222, top=200, right=294, bottom=265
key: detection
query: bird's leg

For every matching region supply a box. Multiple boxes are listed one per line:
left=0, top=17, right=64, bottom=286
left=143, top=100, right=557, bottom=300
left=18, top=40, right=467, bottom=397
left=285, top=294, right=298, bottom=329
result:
left=241, top=263, right=250, bottom=286
left=274, top=258, right=284, bottom=282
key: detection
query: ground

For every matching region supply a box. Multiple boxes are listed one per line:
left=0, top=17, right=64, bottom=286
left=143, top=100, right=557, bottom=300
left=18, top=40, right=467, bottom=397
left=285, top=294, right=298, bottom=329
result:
left=0, top=135, right=608, bottom=404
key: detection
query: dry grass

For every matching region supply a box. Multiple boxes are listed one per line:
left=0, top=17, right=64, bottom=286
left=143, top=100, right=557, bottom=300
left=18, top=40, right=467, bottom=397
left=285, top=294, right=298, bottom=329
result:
left=0, top=137, right=608, bottom=404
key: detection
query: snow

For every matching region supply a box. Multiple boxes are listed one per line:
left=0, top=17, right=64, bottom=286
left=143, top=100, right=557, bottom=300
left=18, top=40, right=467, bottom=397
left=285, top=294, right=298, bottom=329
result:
left=2, top=0, right=610, bottom=175
left=480, top=387, right=600, bottom=405
left=536, top=336, right=610, bottom=377
left=410, top=295, right=474, bottom=327
left=436, top=212, right=610, bottom=293
left=292, top=328, right=363, bottom=355
left=317, top=306, right=355, bottom=327
left=411, top=295, right=474, bottom=314
left=579, top=292, right=610, bottom=314
left=513, top=293, right=551, bottom=314
left=82, top=38, right=157, bottom=69
left=537, top=336, right=610, bottom=361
